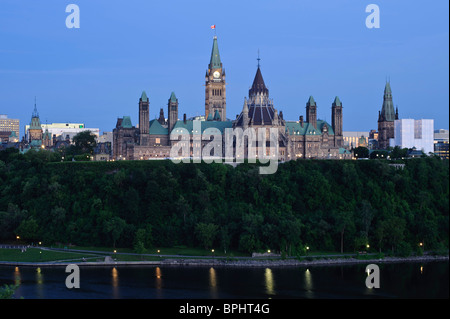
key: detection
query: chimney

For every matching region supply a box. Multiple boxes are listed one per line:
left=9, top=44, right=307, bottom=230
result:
left=183, top=113, right=186, bottom=124
left=299, top=115, right=304, bottom=127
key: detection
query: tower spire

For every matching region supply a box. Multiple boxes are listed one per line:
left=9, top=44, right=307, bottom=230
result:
left=209, top=35, right=222, bottom=69
left=257, top=49, right=261, bottom=68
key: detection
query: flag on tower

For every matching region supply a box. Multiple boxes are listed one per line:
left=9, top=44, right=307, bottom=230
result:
left=211, top=25, right=216, bottom=29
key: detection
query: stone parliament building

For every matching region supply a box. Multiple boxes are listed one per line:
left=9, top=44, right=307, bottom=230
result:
left=113, top=36, right=351, bottom=161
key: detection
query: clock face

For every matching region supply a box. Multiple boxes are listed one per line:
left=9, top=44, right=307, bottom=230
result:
left=213, top=71, right=220, bottom=79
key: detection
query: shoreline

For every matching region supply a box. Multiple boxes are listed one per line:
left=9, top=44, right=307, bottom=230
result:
left=0, top=255, right=447, bottom=268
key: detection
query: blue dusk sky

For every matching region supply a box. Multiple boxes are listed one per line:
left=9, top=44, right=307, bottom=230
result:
left=0, top=0, right=448, bottom=137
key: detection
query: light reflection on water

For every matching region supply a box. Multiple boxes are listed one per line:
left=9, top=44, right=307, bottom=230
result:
left=264, top=268, right=275, bottom=296
left=111, top=267, right=119, bottom=299
left=0, top=261, right=447, bottom=299
left=304, top=268, right=313, bottom=298
left=14, top=266, right=21, bottom=285
left=155, top=267, right=162, bottom=298
left=209, top=267, right=218, bottom=299
left=35, top=267, right=44, bottom=298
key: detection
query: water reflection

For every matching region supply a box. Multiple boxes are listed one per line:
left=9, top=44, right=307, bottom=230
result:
left=35, top=267, right=44, bottom=298
left=209, top=267, right=218, bottom=298
left=14, top=266, right=21, bottom=285
left=111, top=267, right=119, bottom=299
left=155, top=267, right=163, bottom=298
left=304, top=269, right=314, bottom=298
left=265, top=268, right=275, bottom=295
left=420, top=265, right=424, bottom=274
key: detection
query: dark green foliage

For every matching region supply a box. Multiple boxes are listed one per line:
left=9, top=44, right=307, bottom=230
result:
left=354, top=146, right=369, bottom=158
left=0, top=149, right=448, bottom=256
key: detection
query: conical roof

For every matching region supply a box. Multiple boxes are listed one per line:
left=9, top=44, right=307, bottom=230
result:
left=170, top=92, right=177, bottom=102
left=249, top=67, right=268, bottom=97
left=307, top=96, right=316, bottom=106
left=209, top=36, right=222, bottom=69
left=141, top=91, right=148, bottom=102
left=333, top=96, right=341, bottom=107
left=380, top=82, right=395, bottom=121
left=213, top=109, right=221, bottom=121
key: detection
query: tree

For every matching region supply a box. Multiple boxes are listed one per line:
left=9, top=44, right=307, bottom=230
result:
left=370, top=150, right=388, bottom=159
left=0, top=284, right=19, bottom=299
left=357, top=200, right=374, bottom=242
left=390, top=146, right=408, bottom=159
left=133, top=228, right=147, bottom=255
left=383, top=216, right=406, bottom=254
left=195, top=222, right=218, bottom=250
left=16, top=218, right=39, bottom=242
left=334, top=210, right=354, bottom=253
left=72, top=131, right=97, bottom=155
left=104, top=217, right=126, bottom=249
left=354, top=146, right=369, bottom=159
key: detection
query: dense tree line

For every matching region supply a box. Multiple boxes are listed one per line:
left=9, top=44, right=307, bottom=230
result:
left=0, top=148, right=448, bottom=256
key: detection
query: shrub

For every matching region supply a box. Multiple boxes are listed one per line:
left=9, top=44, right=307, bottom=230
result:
left=396, top=242, right=412, bottom=257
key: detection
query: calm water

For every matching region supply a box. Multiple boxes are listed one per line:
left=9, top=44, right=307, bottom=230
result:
left=0, top=261, right=448, bottom=299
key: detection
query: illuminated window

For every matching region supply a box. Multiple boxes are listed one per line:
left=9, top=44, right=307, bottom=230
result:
left=155, top=138, right=160, bottom=144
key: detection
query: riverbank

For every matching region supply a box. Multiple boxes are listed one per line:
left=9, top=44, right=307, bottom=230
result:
left=0, top=254, right=447, bottom=268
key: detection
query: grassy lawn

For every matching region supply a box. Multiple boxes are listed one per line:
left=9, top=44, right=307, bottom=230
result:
left=63, top=245, right=249, bottom=258
left=0, top=248, right=101, bottom=263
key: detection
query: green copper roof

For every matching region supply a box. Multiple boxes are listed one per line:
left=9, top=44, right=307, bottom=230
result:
left=121, top=116, right=133, bottom=128
left=384, top=82, right=392, bottom=94
left=213, top=109, right=221, bottom=121
left=381, top=82, right=395, bottom=121
left=170, top=92, right=177, bottom=102
left=30, top=116, right=41, bottom=130
left=9, top=131, right=18, bottom=138
left=141, top=91, right=148, bottom=102
left=171, top=120, right=232, bottom=135
left=209, top=36, right=222, bottom=69
left=30, top=139, right=42, bottom=147
left=285, top=120, right=334, bottom=136
left=149, top=119, right=168, bottom=135
left=207, top=112, right=213, bottom=121
left=43, top=129, right=51, bottom=139
left=339, top=148, right=351, bottom=154
left=307, top=96, right=316, bottom=106
left=333, top=96, right=341, bottom=107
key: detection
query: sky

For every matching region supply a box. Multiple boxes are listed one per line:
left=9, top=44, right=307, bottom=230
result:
left=0, top=0, right=448, bottom=137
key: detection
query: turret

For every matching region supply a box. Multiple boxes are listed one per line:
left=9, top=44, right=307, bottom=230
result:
left=306, top=96, right=317, bottom=129
left=168, top=92, right=178, bottom=132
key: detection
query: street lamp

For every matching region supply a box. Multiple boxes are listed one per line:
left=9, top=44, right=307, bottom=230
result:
left=211, top=249, right=215, bottom=257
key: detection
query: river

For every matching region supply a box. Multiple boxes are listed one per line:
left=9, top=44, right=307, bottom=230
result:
left=0, top=261, right=448, bottom=299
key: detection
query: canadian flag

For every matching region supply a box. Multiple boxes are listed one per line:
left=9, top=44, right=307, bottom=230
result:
left=211, top=25, right=216, bottom=29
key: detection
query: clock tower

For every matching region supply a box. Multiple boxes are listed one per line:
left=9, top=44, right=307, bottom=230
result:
left=205, top=36, right=226, bottom=121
